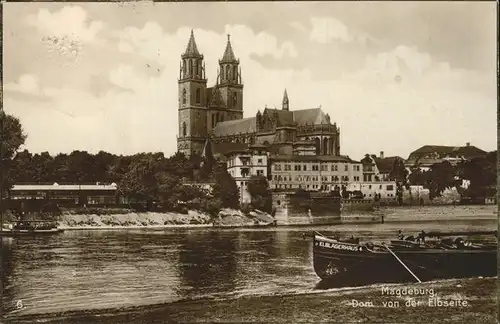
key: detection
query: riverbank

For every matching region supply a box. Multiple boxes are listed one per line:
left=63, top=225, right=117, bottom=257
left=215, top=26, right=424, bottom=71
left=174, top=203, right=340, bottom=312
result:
left=380, top=204, right=497, bottom=222
left=56, top=208, right=275, bottom=230
left=6, top=277, right=496, bottom=323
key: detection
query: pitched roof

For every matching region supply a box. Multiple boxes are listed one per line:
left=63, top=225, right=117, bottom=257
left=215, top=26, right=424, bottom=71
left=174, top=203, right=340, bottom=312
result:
left=373, top=156, right=404, bottom=174
left=293, top=108, right=330, bottom=125
left=182, top=30, right=201, bottom=58
left=220, top=35, right=238, bottom=63
left=210, top=142, right=249, bottom=158
left=408, top=145, right=487, bottom=160
left=263, top=108, right=295, bottom=127
left=11, top=184, right=117, bottom=191
left=212, top=117, right=257, bottom=137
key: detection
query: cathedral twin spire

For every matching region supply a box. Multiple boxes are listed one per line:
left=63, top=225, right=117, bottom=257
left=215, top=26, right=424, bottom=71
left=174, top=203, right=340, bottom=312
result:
left=181, top=30, right=241, bottom=85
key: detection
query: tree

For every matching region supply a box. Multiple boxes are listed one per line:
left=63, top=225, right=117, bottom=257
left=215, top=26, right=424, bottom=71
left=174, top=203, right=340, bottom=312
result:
left=212, top=163, right=239, bottom=209
left=1, top=112, right=27, bottom=196
left=65, top=151, right=96, bottom=182
left=118, top=154, right=165, bottom=209
left=0, top=112, right=27, bottom=161
left=9, top=149, right=33, bottom=183
left=424, top=161, right=458, bottom=199
left=31, top=152, right=54, bottom=182
left=457, top=155, right=497, bottom=198
left=408, top=166, right=426, bottom=186
left=93, top=151, right=117, bottom=183
left=247, top=175, right=272, bottom=213
left=389, top=158, right=409, bottom=184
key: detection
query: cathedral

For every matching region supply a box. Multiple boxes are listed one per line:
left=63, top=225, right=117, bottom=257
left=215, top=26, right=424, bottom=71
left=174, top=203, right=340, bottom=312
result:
left=177, top=31, right=341, bottom=159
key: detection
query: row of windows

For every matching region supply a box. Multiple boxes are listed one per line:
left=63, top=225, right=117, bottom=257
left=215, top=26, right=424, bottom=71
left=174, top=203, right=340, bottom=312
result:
left=181, top=89, right=238, bottom=106
left=352, top=184, right=394, bottom=191
left=227, top=158, right=263, bottom=167
left=273, top=175, right=353, bottom=182
left=275, top=163, right=360, bottom=172
left=272, top=184, right=396, bottom=196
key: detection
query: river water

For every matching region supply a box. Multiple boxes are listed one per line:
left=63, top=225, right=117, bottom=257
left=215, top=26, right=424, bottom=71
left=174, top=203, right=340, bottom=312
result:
left=1, top=219, right=496, bottom=321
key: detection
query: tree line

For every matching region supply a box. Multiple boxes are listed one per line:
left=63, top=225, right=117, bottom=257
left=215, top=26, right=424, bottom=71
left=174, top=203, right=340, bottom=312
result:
left=406, top=153, right=497, bottom=200
left=0, top=111, right=495, bottom=215
left=1, top=111, right=273, bottom=215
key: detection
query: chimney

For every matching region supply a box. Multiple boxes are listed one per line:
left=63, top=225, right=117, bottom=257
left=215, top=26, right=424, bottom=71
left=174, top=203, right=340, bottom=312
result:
left=466, top=142, right=470, bottom=147
left=380, top=151, right=384, bottom=159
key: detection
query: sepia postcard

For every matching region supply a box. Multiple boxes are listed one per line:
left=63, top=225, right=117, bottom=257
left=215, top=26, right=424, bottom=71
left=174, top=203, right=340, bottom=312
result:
left=0, top=1, right=498, bottom=323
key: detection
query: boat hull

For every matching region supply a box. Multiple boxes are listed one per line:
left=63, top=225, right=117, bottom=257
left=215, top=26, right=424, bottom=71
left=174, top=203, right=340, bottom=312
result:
left=313, top=236, right=497, bottom=285
left=0, top=228, right=64, bottom=237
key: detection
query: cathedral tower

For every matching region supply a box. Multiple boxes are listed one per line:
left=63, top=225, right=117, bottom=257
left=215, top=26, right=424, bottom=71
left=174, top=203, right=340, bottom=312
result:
left=217, top=35, right=244, bottom=121
left=177, top=30, right=208, bottom=157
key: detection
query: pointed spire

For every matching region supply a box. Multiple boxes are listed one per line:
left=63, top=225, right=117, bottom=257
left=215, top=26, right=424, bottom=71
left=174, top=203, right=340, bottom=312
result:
left=283, top=89, right=289, bottom=103
left=220, top=34, right=238, bottom=63
left=282, top=89, right=289, bottom=111
left=183, top=29, right=201, bottom=58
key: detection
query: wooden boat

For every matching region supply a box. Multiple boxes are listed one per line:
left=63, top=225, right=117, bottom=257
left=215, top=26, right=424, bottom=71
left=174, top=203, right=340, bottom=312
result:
left=313, top=230, right=497, bottom=285
left=0, top=220, right=64, bottom=237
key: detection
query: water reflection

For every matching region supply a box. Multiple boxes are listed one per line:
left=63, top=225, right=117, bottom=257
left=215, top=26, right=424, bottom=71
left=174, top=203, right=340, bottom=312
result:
left=1, top=237, right=16, bottom=313
left=178, top=231, right=238, bottom=298
left=2, top=219, right=496, bottom=317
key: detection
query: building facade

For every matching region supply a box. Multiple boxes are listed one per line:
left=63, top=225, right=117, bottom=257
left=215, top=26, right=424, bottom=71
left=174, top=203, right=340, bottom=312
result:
left=269, top=155, right=362, bottom=191
left=177, top=31, right=341, bottom=158
left=8, top=183, right=118, bottom=206
left=226, top=145, right=269, bottom=203
left=360, top=152, right=406, bottom=181
left=346, top=181, right=397, bottom=200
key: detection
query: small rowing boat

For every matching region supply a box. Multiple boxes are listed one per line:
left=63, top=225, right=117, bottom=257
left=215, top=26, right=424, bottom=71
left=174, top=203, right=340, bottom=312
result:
left=312, top=230, right=497, bottom=285
left=1, top=220, right=64, bottom=237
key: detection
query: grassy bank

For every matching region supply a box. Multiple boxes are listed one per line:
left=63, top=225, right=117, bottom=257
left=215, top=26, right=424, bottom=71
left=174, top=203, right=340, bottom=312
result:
left=6, top=277, right=496, bottom=323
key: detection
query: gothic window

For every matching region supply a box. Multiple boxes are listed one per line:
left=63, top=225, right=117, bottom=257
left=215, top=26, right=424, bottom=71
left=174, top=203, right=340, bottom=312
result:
left=232, top=92, right=237, bottom=107
left=183, top=60, right=186, bottom=76
left=196, top=88, right=201, bottom=104
left=182, top=122, right=187, bottom=137
left=182, top=89, right=187, bottom=104
left=212, top=115, right=215, bottom=128
left=233, top=66, right=237, bottom=81
left=226, top=65, right=230, bottom=80
left=189, top=60, right=193, bottom=76
left=194, top=60, right=198, bottom=77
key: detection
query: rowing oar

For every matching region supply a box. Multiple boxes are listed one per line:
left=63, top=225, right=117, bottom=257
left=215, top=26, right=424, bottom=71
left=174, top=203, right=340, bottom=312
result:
left=382, top=243, right=422, bottom=283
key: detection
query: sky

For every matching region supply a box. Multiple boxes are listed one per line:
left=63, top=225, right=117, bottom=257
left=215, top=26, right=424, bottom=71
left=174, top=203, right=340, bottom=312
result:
left=2, top=2, right=497, bottom=160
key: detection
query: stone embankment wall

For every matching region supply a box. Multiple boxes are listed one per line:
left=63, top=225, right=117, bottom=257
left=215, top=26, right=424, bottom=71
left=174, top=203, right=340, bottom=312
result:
left=272, top=192, right=341, bottom=225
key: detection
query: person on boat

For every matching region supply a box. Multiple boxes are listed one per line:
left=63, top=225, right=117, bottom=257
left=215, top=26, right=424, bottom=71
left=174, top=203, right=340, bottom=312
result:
left=397, top=230, right=404, bottom=240
left=417, top=230, right=426, bottom=244
left=455, top=237, right=466, bottom=248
